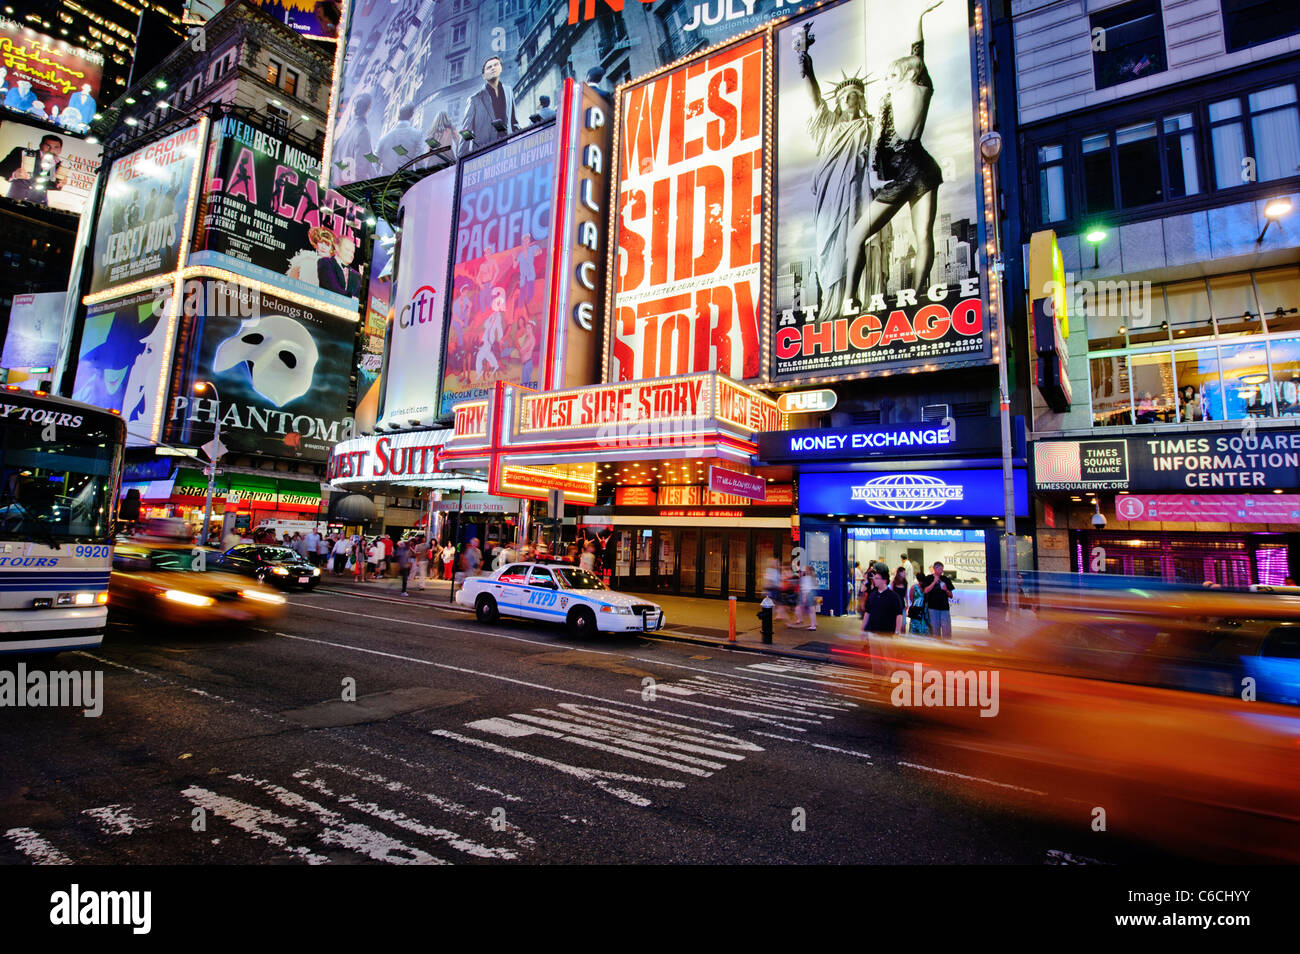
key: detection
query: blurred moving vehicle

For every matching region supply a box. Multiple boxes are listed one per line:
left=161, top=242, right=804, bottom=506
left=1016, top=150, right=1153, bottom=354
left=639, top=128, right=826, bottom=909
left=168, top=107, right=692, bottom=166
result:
left=842, top=583, right=1300, bottom=862
left=210, top=544, right=321, bottom=589
left=110, top=540, right=286, bottom=626
left=458, top=561, right=664, bottom=637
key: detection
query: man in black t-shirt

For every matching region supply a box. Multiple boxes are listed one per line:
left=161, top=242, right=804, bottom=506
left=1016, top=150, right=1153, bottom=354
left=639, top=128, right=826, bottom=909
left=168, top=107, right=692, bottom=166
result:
left=921, top=561, right=955, bottom=640
left=862, top=567, right=904, bottom=677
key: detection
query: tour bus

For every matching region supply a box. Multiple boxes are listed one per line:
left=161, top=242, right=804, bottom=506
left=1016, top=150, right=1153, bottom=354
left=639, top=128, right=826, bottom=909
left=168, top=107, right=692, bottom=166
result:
left=0, top=386, right=126, bottom=654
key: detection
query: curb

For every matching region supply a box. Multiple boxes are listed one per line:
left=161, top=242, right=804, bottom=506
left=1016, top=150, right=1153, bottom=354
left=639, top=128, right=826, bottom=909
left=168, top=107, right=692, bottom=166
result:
left=314, top=583, right=853, bottom=667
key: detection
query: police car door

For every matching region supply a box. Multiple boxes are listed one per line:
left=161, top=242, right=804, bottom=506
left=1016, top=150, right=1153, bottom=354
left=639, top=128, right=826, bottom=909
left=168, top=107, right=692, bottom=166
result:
left=522, top=565, right=562, bottom=621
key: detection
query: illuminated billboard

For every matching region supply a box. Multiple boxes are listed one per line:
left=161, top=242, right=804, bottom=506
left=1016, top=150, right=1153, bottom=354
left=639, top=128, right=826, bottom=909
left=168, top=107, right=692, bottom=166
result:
left=355, top=218, right=395, bottom=432
left=771, top=0, right=985, bottom=381
left=87, top=124, right=204, bottom=295
left=440, top=126, right=557, bottom=417
left=378, top=164, right=455, bottom=428
left=190, top=115, right=365, bottom=313
left=0, top=119, right=101, bottom=214
left=2, top=291, right=65, bottom=374
left=609, top=34, right=765, bottom=384
left=324, top=0, right=781, bottom=189
left=0, top=18, right=103, bottom=135
left=165, top=282, right=356, bottom=461
left=71, top=287, right=171, bottom=446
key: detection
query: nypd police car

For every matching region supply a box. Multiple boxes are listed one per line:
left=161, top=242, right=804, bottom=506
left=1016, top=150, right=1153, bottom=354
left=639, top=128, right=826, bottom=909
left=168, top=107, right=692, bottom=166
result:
left=458, top=562, right=665, bottom=637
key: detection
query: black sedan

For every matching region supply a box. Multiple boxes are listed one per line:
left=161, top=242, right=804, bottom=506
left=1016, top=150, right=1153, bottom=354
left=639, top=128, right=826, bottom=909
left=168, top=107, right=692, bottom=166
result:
left=210, top=544, right=321, bottom=589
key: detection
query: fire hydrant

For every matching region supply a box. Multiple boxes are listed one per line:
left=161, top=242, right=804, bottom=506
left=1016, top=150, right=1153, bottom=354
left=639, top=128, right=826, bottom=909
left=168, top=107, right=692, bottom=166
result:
left=757, top=596, right=774, bottom=644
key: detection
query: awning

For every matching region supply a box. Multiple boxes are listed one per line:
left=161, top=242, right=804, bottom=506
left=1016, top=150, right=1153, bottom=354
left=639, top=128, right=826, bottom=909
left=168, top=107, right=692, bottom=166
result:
left=172, top=468, right=323, bottom=512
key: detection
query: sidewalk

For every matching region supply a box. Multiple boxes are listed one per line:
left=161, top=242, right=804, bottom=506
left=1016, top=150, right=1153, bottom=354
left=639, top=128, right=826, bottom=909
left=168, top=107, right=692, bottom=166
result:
left=314, top=571, right=988, bottom=663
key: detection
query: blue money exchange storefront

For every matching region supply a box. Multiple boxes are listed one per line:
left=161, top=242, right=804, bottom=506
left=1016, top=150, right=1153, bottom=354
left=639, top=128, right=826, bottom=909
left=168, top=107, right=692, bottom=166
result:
left=757, top=419, right=1030, bottom=625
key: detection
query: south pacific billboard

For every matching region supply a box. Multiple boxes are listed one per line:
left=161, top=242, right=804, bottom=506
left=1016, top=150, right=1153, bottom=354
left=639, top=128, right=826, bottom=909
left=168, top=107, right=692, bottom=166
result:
left=440, top=127, right=557, bottom=418
left=609, top=33, right=765, bottom=384
left=378, top=165, right=455, bottom=428
left=88, top=124, right=203, bottom=295
left=771, top=0, right=986, bottom=380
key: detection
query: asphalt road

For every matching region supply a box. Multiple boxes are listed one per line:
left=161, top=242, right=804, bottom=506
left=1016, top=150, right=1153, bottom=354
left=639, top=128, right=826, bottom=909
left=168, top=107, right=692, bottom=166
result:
left=0, top=586, right=1167, bottom=865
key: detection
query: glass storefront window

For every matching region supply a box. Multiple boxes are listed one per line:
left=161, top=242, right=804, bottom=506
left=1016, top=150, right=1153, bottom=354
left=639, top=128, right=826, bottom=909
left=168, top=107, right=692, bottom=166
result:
left=1256, top=266, right=1300, bottom=334
left=1265, top=337, right=1300, bottom=416
left=680, top=530, right=698, bottom=589
left=1210, top=273, right=1262, bottom=337
left=1085, top=298, right=1129, bottom=351
left=1165, top=279, right=1214, bottom=343
left=1174, top=347, right=1222, bottom=421
left=1090, top=355, right=1132, bottom=426
left=1219, top=340, right=1275, bottom=419
left=1129, top=351, right=1177, bottom=423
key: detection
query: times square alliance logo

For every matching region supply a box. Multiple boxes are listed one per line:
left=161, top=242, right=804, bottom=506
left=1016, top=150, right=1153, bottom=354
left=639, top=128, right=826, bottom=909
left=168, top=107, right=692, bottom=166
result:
left=850, top=474, right=964, bottom=512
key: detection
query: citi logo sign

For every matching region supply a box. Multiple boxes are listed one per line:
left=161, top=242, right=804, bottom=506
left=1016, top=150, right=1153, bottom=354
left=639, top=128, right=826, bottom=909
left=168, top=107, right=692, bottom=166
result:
left=399, top=285, right=439, bottom=328
left=849, top=474, right=964, bottom=512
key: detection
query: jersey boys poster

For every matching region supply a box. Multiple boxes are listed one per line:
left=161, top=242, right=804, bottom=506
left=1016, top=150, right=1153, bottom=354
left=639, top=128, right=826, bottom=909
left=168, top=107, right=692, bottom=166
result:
left=610, top=35, right=764, bottom=384
left=440, top=128, right=556, bottom=417
left=378, top=166, right=454, bottom=428
left=772, top=0, right=985, bottom=380
left=88, top=125, right=202, bottom=295
left=191, top=116, right=365, bottom=312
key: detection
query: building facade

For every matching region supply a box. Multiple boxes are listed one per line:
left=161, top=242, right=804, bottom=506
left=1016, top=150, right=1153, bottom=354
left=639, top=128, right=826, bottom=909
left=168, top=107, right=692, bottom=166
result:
left=1014, top=0, right=1300, bottom=584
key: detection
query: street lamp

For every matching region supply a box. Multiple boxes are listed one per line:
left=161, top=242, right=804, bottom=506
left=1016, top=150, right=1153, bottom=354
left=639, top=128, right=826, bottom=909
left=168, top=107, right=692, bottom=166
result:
left=1085, top=228, right=1107, bottom=268
left=194, top=380, right=222, bottom=546
left=1257, top=197, right=1292, bottom=243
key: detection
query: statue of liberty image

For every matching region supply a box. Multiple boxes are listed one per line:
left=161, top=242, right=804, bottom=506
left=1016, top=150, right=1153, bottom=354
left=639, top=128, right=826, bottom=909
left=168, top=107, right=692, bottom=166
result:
left=794, top=20, right=893, bottom=320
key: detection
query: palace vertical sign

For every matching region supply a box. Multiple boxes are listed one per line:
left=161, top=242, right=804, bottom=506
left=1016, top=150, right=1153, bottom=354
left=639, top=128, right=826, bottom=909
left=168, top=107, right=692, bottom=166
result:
left=610, top=34, right=764, bottom=383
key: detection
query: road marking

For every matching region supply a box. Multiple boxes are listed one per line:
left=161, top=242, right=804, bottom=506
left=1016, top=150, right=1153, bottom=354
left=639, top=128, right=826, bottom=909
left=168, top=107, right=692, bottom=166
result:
left=274, top=632, right=734, bottom=727
left=437, top=703, right=762, bottom=806
left=897, top=761, right=1048, bottom=796
left=750, top=730, right=873, bottom=761
left=4, top=827, right=72, bottom=865
left=1045, top=849, right=1108, bottom=865
left=228, top=774, right=441, bottom=865
left=81, top=804, right=152, bottom=836
left=430, top=729, right=684, bottom=808
left=287, top=598, right=614, bottom=654
left=468, top=717, right=540, bottom=738
left=292, top=768, right=522, bottom=860
left=626, top=672, right=854, bottom=730
left=181, top=785, right=328, bottom=865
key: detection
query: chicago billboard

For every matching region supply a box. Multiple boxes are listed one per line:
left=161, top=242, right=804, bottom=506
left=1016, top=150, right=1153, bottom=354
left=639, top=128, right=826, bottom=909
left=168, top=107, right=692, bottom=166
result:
left=356, top=218, right=395, bottom=433
left=325, top=0, right=782, bottom=189
left=0, top=18, right=103, bottom=135
left=609, top=34, right=765, bottom=384
left=166, top=283, right=357, bottom=461
left=190, top=115, right=365, bottom=313
left=88, top=125, right=204, bottom=295
left=440, top=127, right=557, bottom=417
left=0, top=119, right=101, bottom=214
left=378, top=165, right=455, bottom=428
left=771, top=0, right=985, bottom=380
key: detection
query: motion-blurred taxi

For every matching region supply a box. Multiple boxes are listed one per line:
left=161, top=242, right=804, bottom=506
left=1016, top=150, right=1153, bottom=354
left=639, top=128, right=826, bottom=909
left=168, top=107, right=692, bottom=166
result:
left=109, top=540, right=286, bottom=626
left=841, top=582, right=1300, bottom=862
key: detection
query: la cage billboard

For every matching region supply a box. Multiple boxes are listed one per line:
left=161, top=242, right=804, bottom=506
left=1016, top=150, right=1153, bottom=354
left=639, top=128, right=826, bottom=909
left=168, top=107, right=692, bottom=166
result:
left=190, top=115, right=365, bottom=314
left=609, top=33, right=765, bottom=384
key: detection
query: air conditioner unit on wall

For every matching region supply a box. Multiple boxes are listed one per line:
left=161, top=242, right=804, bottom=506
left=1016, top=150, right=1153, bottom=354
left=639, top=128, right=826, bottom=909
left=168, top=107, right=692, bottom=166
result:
left=922, top=404, right=950, bottom=422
